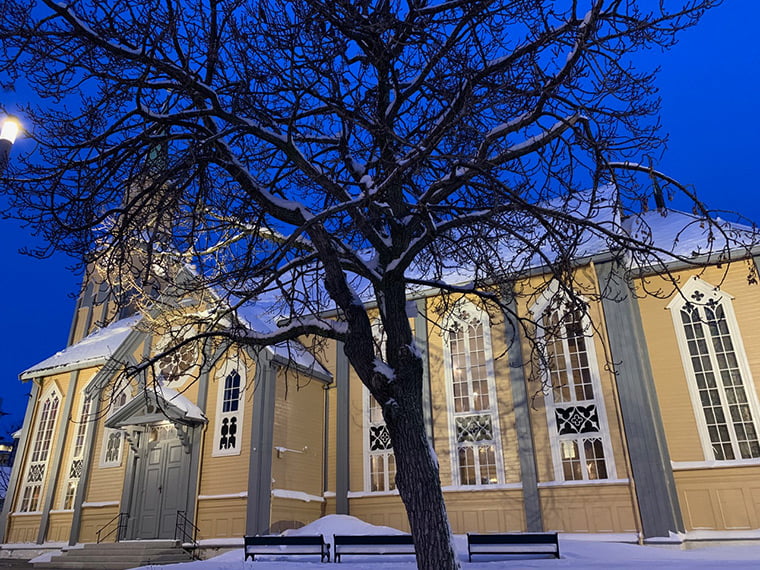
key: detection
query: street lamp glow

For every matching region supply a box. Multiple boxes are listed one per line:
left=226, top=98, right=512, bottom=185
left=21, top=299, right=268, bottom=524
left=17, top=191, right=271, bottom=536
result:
left=0, top=117, right=20, bottom=144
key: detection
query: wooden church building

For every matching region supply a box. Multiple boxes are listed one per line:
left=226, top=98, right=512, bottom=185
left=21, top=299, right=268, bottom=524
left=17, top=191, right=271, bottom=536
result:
left=3, top=201, right=760, bottom=550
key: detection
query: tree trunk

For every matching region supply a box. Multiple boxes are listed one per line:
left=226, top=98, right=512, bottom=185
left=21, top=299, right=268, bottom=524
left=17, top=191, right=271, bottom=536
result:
left=388, top=383, right=460, bottom=570
left=339, top=278, right=459, bottom=569
left=382, top=334, right=460, bottom=570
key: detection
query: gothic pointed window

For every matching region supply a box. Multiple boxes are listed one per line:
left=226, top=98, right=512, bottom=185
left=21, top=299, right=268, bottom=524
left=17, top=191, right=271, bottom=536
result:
left=668, top=278, right=760, bottom=461
left=213, top=360, right=246, bottom=457
left=364, top=320, right=396, bottom=492
left=535, top=287, right=615, bottom=482
left=443, top=302, right=504, bottom=486
left=62, top=394, right=92, bottom=509
left=18, top=388, right=61, bottom=512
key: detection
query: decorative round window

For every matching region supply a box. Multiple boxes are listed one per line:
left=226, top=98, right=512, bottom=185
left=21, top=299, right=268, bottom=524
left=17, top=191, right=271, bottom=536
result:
left=156, top=340, right=197, bottom=388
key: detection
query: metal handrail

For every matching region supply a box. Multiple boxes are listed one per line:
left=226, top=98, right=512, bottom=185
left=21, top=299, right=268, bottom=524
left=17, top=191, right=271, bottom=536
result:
left=175, top=510, right=200, bottom=558
left=96, top=512, right=128, bottom=543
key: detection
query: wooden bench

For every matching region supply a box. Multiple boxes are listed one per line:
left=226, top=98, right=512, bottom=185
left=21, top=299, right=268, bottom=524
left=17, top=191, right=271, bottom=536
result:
left=333, top=534, right=415, bottom=562
left=467, top=532, right=560, bottom=561
left=244, top=534, right=330, bottom=562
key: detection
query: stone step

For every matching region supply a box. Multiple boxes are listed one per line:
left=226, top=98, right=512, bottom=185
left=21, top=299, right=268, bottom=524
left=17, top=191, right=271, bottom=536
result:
left=45, top=552, right=191, bottom=563
left=81, top=540, right=180, bottom=550
left=32, top=541, right=194, bottom=570
left=35, top=558, right=193, bottom=569
left=70, top=547, right=184, bottom=556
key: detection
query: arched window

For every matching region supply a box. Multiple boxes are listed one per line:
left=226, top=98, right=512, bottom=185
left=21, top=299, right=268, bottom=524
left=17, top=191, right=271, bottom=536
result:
left=668, top=278, right=760, bottom=461
left=533, top=284, right=615, bottom=482
left=18, top=389, right=61, bottom=512
left=62, top=394, right=92, bottom=509
left=363, top=319, right=396, bottom=492
left=213, top=360, right=246, bottom=457
left=442, top=302, right=504, bottom=486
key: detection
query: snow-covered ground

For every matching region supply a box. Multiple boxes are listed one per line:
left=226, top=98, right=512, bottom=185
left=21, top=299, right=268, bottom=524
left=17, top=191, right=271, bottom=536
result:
left=126, top=515, right=760, bottom=569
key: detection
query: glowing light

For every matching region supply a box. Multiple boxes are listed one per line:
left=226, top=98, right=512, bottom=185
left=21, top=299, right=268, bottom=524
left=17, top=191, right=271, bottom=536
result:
left=0, top=117, right=20, bottom=144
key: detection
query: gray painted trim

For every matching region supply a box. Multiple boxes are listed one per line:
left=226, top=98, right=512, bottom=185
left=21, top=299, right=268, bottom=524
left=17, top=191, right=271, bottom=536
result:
left=335, top=343, right=350, bottom=515
left=246, top=351, right=277, bottom=535
left=415, top=299, right=434, bottom=442
left=502, top=296, right=543, bottom=532
left=68, top=329, right=148, bottom=545
left=322, top=385, right=331, bottom=496
left=37, top=371, right=78, bottom=543
left=121, top=429, right=140, bottom=540
left=0, top=382, right=40, bottom=541
left=595, top=260, right=684, bottom=537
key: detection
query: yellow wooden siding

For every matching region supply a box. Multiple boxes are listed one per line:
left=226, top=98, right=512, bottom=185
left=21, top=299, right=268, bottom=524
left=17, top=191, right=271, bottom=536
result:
left=195, top=497, right=247, bottom=539
left=445, top=489, right=526, bottom=533
left=81, top=384, right=128, bottom=505
left=271, top=368, right=326, bottom=500
left=46, top=512, right=73, bottom=543
left=78, top=505, right=120, bottom=543
left=71, top=306, right=89, bottom=345
left=269, top=496, right=324, bottom=533
left=539, top=484, right=637, bottom=532
left=6, top=514, right=41, bottom=543
left=349, top=494, right=409, bottom=531
left=197, top=358, right=255, bottom=497
left=675, top=466, right=760, bottom=530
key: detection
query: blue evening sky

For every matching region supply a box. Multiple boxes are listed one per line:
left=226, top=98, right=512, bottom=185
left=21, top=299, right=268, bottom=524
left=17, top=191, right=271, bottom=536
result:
left=0, top=2, right=758, bottom=429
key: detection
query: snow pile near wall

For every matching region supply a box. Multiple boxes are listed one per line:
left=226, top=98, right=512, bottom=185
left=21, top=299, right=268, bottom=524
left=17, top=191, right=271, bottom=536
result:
left=126, top=513, right=760, bottom=569
left=285, top=513, right=405, bottom=538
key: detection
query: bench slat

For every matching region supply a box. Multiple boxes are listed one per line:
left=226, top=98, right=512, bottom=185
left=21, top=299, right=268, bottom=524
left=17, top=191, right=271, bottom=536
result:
left=467, top=532, right=559, bottom=561
left=244, top=534, right=330, bottom=563
left=333, top=534, right=415, bottom=562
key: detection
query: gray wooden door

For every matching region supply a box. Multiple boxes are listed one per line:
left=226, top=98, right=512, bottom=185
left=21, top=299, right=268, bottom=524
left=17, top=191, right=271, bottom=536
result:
left=133, top=425, right=188, bottom=539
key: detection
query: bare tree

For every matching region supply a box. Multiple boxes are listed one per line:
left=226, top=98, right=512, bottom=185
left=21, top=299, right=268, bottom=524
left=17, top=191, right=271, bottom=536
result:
left=0, top=1, right=743, bottom=567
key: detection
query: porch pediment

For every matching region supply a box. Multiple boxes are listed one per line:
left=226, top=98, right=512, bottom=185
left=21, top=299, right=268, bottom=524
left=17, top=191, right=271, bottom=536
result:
left=105, top=384, right=207, bottom=429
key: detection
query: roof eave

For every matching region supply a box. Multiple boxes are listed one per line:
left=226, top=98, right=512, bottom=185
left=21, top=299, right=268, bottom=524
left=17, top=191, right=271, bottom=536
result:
left=19, top=357, right=109, bottom=381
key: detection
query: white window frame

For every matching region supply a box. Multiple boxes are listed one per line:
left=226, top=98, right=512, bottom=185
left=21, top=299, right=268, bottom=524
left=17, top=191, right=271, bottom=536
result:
left=441, top=301, right=505, bottom=487
left=362, top=388, right=396, bottom=493
left=17, top=386, right=61, bottom=513
left=99, top=377, right=133, bottom=468
left=362, top=319, right=397, bottom=493
left=212, top=359, right=246, bottom=457
left=61, top=392, right=93, bottom=509
left=532, top=282, right=616, bottom=482
left=667, top=277, right=760, bottom=462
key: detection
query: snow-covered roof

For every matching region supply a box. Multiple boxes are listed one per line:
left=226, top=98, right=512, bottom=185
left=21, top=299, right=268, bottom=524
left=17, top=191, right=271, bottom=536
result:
left=105, top=383, right=206, bottom=428
left=630, top=208, right=757, bottom=265
left=236, top=302, right=331, bottom=379
left=20, top=314, right=142, bottom=380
